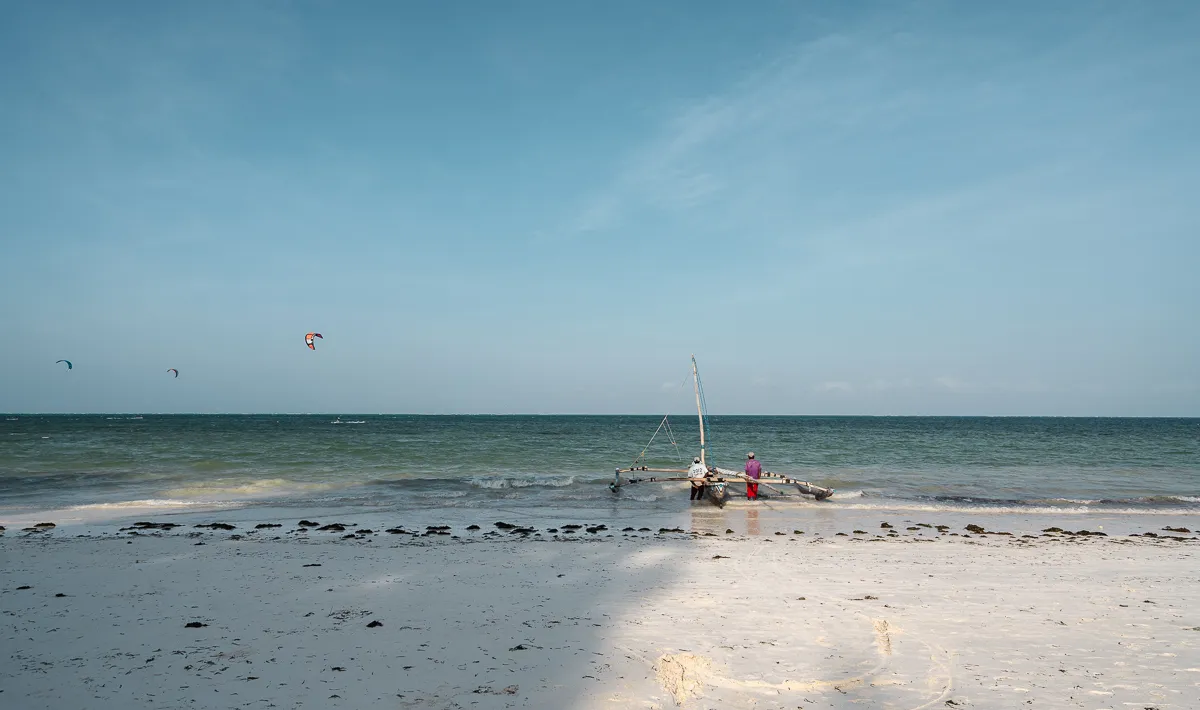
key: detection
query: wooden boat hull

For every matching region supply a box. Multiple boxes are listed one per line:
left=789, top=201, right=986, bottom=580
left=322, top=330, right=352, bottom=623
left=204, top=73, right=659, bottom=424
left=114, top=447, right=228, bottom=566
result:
left=704, top=481, right=728, bottom=507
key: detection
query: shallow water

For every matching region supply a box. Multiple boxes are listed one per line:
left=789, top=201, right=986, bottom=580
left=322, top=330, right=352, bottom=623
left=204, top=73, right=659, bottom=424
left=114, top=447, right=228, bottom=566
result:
left=1, top=415, right=1197, bottom=526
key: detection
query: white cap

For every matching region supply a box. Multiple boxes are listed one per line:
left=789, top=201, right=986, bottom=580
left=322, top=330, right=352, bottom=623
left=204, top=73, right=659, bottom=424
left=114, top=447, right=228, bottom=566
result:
left=747, top=452, right=755, bottom=459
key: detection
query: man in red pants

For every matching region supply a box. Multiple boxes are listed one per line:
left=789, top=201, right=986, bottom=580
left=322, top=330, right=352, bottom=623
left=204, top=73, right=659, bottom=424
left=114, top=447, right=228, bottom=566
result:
left=745, top=452, right=761, bottom=500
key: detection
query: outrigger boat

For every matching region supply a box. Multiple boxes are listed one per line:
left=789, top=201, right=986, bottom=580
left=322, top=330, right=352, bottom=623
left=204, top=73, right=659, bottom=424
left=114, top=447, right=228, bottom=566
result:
left=610, top=356, right=834, bottom=507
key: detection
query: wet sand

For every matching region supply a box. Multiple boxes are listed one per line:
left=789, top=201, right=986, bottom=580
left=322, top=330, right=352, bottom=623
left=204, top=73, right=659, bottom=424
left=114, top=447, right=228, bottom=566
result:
left=2, top=516, right=1198, bottom=709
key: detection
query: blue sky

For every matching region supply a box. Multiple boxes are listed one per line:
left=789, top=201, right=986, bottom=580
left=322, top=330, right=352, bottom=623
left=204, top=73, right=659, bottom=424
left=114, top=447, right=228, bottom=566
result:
left=2, top=1, right=1197, bottom=415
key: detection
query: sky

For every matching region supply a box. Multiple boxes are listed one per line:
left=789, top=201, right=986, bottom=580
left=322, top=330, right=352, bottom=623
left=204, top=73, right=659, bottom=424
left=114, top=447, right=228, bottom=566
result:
left=1, top=0, right=1198, bottom=416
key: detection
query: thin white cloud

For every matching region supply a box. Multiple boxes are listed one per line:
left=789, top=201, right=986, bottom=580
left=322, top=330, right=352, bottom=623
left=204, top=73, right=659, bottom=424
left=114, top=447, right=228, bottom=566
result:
left=558, top=3, right=1200, bottom=250
left=557, top=28, right=924, bottom=237
left=934, top=375, right=964, bottom=391
left=867, top=378, right=915, bottom=391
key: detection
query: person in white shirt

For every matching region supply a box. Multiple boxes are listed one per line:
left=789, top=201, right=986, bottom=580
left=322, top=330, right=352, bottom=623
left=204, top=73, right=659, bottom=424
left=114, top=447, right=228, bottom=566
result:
left=688, top=457, right=709, bottom=500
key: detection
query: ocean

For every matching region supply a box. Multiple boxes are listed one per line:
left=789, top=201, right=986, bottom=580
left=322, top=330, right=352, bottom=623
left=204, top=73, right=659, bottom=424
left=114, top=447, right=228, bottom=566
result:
left=1, top=415, right=1198, bottom=532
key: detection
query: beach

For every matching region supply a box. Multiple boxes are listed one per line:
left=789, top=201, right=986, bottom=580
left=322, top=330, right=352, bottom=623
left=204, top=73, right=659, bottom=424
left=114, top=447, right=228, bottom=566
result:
left=3, top=511, right=1198, bottom=709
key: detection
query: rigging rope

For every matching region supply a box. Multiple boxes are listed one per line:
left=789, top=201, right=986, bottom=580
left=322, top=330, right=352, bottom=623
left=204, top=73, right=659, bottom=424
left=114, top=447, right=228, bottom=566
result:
left=662, top=416, right=683, bottom=463
left=632, top=414, right=683, bottom=468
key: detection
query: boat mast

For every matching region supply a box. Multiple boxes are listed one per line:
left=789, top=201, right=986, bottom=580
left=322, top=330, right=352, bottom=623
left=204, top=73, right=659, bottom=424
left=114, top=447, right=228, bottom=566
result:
left=691, top=355, right=706, bottom=468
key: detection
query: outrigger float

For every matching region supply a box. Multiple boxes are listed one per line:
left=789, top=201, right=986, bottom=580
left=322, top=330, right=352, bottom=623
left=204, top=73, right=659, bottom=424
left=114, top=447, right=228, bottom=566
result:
left=610, top=356, right=834, bottom=507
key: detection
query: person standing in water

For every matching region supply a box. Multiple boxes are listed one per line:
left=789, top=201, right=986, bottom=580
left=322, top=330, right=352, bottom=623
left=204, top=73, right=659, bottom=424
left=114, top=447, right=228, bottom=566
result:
left=688, top=456, right=709, bottom=500
left=745, top=452, right=761, bottom=500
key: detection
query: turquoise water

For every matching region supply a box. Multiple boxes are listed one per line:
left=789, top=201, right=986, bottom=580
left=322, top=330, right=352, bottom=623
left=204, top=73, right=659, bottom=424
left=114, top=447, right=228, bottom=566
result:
left=1, top=415, right=1198, bottom=524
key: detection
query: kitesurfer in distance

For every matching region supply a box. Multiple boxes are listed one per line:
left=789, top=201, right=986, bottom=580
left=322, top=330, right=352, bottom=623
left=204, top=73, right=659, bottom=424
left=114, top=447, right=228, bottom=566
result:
left=745, top=452, right=761, bottom=500
left=688, top=457, right=709, bottom=501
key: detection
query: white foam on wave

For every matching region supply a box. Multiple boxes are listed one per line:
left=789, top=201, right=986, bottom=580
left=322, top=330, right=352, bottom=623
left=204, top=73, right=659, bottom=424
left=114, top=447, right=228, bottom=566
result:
left=830, top=501, right=1196, bottom=516
left=73, top=499, right=234, bottom=511
left=0, top=498, right=239, bottom=527
left=161, top=478, right=337, bottom=500
left=468, top=475, right=577, bottom=489
left=409, top=489, right=469, bottom=499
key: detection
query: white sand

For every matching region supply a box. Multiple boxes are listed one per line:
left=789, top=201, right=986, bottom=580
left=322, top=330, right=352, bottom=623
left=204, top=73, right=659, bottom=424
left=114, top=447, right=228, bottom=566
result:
left=2, top=519, right=1198, bottom=709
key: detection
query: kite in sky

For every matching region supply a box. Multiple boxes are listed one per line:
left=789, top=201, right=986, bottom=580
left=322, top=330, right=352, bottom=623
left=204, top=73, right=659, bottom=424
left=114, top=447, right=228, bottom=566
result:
left=305, top=332, right=323, bottom=350
left=56, top=360, right=72, bottom=370
left=167, top=368, right=179, bottom=378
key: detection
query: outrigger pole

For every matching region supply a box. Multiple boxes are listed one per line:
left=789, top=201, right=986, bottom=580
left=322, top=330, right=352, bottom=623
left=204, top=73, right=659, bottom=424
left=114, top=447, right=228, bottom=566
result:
left=610, top=356, right=833, bottom=501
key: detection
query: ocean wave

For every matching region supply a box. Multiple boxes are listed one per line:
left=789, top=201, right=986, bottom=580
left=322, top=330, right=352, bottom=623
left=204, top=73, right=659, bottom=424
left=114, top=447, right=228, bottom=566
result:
left=467, top=475, right=577, bottom=489
left=830, top=501, right=1197, bottom=515
left=1106, top=494, right=1200, bottom=505
left=66, top=498, right=239, bottom=511
left=0, top=497, right=241, bottom=527
left=910, top=493, right=1200, bottom=509
left=408, top=489, right=469, bottom=499
left=160, top=478, right=338, bottom=500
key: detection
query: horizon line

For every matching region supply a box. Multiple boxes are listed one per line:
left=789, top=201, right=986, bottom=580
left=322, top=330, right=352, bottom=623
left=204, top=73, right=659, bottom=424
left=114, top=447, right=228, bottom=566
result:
left=3, top=412, right=1198, bottom=419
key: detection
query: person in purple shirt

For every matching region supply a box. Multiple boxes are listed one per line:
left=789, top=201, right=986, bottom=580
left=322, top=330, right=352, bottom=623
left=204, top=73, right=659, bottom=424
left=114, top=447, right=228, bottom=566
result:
left=745, top=452, right=761, bottom=500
